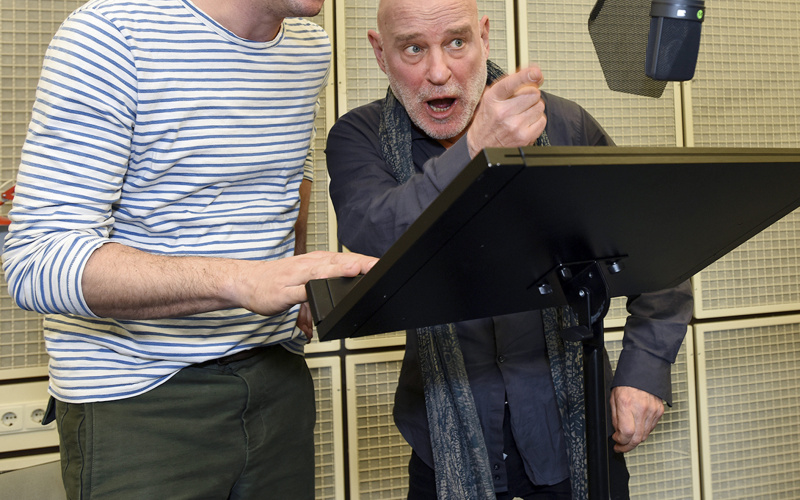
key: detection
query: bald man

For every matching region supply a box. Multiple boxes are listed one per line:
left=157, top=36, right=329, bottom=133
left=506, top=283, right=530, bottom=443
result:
left=326, top=0, right=692, bottom=498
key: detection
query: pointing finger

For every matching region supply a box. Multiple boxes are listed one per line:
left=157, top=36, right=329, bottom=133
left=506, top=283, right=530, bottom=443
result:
left=488, top=66, right=543, bottom=101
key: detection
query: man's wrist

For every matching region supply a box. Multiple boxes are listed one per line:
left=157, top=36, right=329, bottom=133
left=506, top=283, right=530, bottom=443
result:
left=465, top=130, right=481, bottom=159
left=612, top=348, right=673, bottom=405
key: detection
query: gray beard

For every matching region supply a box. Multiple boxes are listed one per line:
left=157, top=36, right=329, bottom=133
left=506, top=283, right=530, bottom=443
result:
left=386, top=62, right=487, bottom=141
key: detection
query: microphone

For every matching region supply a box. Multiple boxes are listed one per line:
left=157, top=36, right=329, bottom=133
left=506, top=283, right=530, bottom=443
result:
left=646, top=0, right=706, bottom=80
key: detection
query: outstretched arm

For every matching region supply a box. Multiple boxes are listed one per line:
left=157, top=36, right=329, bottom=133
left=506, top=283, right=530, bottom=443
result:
left=82, top=242, right=377, bottom=320
left=327, top=65, right=549, bottom=258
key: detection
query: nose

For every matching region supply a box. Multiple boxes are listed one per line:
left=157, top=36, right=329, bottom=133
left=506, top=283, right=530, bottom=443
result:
left=426, top=48, right=451, bottom=86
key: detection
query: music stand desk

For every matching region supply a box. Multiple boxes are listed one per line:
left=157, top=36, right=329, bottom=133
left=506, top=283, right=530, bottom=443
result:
left=307, top=146, right=800, bottom=499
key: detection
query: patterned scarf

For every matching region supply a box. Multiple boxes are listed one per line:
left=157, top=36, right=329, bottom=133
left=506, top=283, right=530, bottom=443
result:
left=379, top=60, right=588, bottom=500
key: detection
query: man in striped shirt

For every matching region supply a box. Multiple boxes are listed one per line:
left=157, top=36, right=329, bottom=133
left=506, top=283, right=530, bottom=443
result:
left=1, top=0, right=375, bottom=498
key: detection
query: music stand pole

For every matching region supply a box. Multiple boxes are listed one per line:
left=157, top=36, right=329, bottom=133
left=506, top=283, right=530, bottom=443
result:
left=546, top=260, right=613, bottom=500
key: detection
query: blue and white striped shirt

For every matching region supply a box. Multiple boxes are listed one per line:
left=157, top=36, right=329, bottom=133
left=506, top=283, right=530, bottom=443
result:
left=2, top=0, right=331, bottom=402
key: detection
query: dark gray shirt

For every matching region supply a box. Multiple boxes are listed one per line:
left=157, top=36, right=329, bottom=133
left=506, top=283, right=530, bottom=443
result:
left=326, top=91, right=693, bottom=491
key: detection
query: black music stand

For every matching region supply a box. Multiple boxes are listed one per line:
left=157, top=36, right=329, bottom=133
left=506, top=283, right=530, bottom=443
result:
left=307, top=146, right=800, bottom=499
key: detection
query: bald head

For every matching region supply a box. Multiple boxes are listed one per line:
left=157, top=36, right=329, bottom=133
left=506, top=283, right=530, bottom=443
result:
left=376, top=0, right=480, bottom=35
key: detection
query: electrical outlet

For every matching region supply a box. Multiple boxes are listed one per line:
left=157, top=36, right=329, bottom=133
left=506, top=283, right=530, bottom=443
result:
left=0, top=406, right=24, bottom=433
left=24, top=402, right=55, bottom=431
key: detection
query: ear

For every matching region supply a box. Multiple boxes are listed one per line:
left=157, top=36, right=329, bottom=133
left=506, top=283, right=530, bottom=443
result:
left=479, top=15, right=490, bottom=57
left=367, top=29, right=387, bottom=74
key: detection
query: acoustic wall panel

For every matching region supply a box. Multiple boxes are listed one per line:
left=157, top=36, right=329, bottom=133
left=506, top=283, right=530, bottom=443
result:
left=473, top=0, right=515, bottom=73
left=306, top=6, right=337, bottom=254
left=306, top=334, right=341, bottom=354
left=695, top=316, right=800, bottom=499
left=605, top=297, right=627, bottom=329
left=0, top=0, right=86, bottom=184
left=335, top=0, right=386, bottom=114
left=685, top=0, right=800, bottom=319
left=345, top=331, right=405, bottom=350
left=687, top=0, right=800, bottom=150
left=346, top=350, right=410, bottom=499
left=335, top=0, right=517, bottom=115
left=308, top=357, right=346, bottom=500
left=606, top=329, right=701, bottom=500
left=519, top=0, right=682, bottom=147
left=693, top=210, right=800, bottom=319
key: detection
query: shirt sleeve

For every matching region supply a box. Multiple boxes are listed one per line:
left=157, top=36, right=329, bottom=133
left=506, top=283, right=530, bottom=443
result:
left=326, top=104, right=470, bottom=257
left=1, top=11, right=136, bottom=316
left=611, top=280, right=693, bottom=405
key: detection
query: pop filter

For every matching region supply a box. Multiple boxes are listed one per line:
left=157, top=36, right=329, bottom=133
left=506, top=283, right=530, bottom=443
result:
left=589, top=0, right=706, bottom=98
left=589, top=0, right=668, bottom=97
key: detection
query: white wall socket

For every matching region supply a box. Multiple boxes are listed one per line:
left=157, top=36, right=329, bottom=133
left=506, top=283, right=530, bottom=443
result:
left=0, top=406, right=24, bottom=433
left=24, top=402, right=55, bottom=431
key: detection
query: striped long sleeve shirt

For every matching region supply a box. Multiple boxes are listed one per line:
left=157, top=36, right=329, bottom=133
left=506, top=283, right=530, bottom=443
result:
left=1, top=0, right=330, bottom=402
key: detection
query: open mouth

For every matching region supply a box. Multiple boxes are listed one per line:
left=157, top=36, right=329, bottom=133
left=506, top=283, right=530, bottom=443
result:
left=427, top=98, right=456, bottom=113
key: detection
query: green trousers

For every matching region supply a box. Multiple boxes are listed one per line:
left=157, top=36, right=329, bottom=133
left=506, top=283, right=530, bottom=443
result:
left=54, top=344, right=316, bottom=500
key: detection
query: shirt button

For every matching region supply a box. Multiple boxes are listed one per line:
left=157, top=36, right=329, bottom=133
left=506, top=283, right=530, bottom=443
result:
left=497, top=355, right=506, bottom=363
left=493, top=464, right=500, bottom=470
left=494, top=475, right=501, bottom=481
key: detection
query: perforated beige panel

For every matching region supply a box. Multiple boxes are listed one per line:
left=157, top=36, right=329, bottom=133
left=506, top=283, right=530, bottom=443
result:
left=335, top=0, right=384, bottom=114
left=686, top=0, right=800, bottom=319
left=1, top=0, right=85, bottom=184
left=346, top=351, right=410, bottom=499
left=474, top=0, right=514, bottom=72
left=693, top=211, right=800, bottom=318
left=308, top=357, right=345, bottom=500
left=305, top=7, right=336, bottom=253
left=695, top=316, right=800, bottom=499
left=606, top=329, right=700, bottom=499
left=520, top=0, right=681, bottom=147
left=688, top=2, right=800, bottom=149
left=345, top=331, right=405, bottom=350
left=604, top=296, right=627, bottom=329
left=306, top=335, right=341, bottom=354
left=335, top=0, right=516, bottom=115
